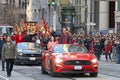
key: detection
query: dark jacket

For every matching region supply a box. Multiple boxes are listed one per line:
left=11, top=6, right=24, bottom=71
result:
left=0, top=40, right=5, bottom=58
left=94, top=42, right=101, bottom=51
left=84, top=39, right=92, bottom=51
left=24, top=34, right=33, bottom=42
left=116, top=44, right=120, bottom=54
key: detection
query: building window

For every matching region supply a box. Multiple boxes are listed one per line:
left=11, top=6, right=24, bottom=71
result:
left=118, top=1, right=120, bottom=11
left=19, top=0, right=21, bottom=6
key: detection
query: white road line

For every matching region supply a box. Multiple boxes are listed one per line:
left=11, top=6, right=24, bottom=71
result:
left=0, top=75, right=9, bottom=80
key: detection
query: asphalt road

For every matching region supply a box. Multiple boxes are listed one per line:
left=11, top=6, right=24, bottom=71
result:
left=0, top=56, right=120, bottom=80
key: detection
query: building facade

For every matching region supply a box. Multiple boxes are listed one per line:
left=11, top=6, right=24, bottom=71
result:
left=26, top=0, right=116, bottom=33
left=115, top=1, right=120, bottom=33
left=0, top=0, right=27, bottom=25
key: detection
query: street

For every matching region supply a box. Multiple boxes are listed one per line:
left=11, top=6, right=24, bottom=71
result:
left=0, top=55, right=120, bottom=80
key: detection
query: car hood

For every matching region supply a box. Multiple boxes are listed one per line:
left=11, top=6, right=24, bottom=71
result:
left=17, top=49, right=41, bottom=54
left=53, top=52, right=95, bottom=60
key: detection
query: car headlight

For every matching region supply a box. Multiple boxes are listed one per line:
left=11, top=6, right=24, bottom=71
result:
left=91, top=59, right=98, bottom=63
left=55, top=58, right=63, bottom=63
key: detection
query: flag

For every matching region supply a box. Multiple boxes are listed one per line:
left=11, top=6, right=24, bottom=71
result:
left=20, top=19, right=26, bottom=32
left=13, top=23, right=19, bottom=33
left=39, top=18, right=50, bottom=36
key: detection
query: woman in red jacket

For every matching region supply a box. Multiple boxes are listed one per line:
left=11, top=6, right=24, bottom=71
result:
left=104, top=40, right=112, bottom=62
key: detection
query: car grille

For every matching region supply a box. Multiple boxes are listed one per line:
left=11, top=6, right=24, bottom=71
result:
left=23, top=54, right=41, bottom=57
left=64, top=60, right=91, bottom=65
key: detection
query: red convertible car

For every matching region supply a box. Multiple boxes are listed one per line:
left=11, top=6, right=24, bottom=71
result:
left=41, top=44, right=98, bottom=77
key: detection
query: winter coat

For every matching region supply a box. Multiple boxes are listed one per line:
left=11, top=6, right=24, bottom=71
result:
left=24, top=34, right=33, bottom=42
left=2, top=43, right=17, bottom=59
left=12, top=34, right=24, bottom=45
left=116, top=44, right=120, bottom=54
left=104, top=43, right=112, bottom=53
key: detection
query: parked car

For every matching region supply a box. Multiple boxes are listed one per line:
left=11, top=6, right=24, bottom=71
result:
left=15, top=42, right=43, bottom=65
left=41, top=44, right=98, bottom=77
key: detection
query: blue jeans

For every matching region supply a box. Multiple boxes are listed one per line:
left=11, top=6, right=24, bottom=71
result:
left=116, top=53, right=120, bottom=64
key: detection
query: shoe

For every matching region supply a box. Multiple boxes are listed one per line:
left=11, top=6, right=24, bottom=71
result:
left=2, top=69, right=5, bottom=71
left=7, top=74, right=11, bottom=77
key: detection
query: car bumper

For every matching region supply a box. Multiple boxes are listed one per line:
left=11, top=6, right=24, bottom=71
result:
left=53, top=64, right=98, bottom=74
left=15, top=57, right=41, bottom=64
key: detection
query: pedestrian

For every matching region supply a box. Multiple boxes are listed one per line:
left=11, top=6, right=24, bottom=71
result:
left=116, top=38, right=120, bottom=64
left=94, top=38, right=102, bottom=61
left=2, top=36, right=17, bottom=77
left=84, top=35, right=92, bottom=51
left=104, top=40, right=112, bottom=62
left=0, top=34, right=6, bottom=71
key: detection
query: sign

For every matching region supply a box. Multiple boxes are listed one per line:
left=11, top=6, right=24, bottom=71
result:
left=115, top=11, right=120, bottom=22
left=100, top=30, right=108, bottom=35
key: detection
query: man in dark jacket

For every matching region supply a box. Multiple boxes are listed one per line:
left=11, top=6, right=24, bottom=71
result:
left=84, top=35, right=92, bottom=51
left=2, top=36, right=17, bottom=77
left=116, top=41, right=120, bottom=64
left=0, top=34, right=5, bottom=71
left=24, top=31, right=33, bottom=42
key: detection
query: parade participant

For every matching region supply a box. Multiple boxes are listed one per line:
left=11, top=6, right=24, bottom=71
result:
left=116, top=38, right=120, bottom=64
left=94, top=38, right=102, bottom=60
left=59, top=28, right=72, bottom=44
left=12, top=32, right=24, bottom=45
left=104, top=40, right=112, bottom=62
left=2, top=36, right=17, bottom=77
left=84, top=35, right=92, bottom=51
left=47, top=36, right=58, bottom=50
left=0, top=34, right=6, bottom=71
left=36, top=36, right=41, bottom=44
left=24, top=31, right=33, bottom=42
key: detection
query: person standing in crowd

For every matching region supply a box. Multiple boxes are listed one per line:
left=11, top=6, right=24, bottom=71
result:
left=24, top=31, right=33, bottom=42
left=36, top=36, right=41, bottom=44
left=116, top=38, right=120, bottom=64
left=12, top=32, right=24, bottom=45
left=94, top=38, right=102, bottom=61
left=104, top=40, right=112, bottom=62
left=2, top=36, right=17, bottom=77
left=84, top=35, right=92, bottom=51
left=0, top=34, right=6, bottom=71
left=112, top=37, right=119, bottom=62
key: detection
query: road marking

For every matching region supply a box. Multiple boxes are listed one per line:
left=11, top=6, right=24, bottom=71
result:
left=0, top=75, right=9, bottom=80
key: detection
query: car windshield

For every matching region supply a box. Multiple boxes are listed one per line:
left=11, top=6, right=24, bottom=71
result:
left=17, top=43, right=41, bottom=50
left=53, top=44, right=88, bottom=53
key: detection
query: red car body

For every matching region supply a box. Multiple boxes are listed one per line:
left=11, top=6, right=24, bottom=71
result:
left=41, top=44, right=98, bottom=77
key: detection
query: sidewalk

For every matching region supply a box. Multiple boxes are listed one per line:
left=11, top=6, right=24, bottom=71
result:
left=0, top=62, right=35, bottom=80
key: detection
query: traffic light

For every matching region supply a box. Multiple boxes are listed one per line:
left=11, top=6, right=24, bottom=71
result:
left=50, top=0, right=56, bottom=7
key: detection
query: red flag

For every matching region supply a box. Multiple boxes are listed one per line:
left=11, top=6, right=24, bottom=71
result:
left=39, top=18, right=50, bottom=36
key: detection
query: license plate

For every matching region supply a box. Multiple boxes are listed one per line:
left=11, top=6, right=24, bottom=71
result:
left=74, top=66, right=82, bottom=70
left=30, top=57, right=36, bottom=60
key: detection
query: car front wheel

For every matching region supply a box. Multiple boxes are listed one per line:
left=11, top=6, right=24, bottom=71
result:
left=50, top=62, right=56, bottom=77
left=41, top=62, right=48, bottom=74
left=90, top=72, right=98, bottom=77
